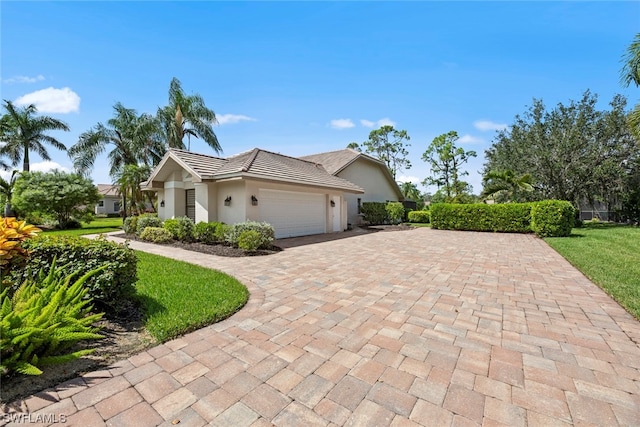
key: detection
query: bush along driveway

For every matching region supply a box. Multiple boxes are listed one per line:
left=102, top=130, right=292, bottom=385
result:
left=5, top=228, right=640, bottom=426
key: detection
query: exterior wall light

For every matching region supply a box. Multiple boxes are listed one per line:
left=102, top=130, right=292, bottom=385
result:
left=330, top=200, right=336, bottom=207
left=224, top=196, right=232, bottom=206
left=251, top=195, right=258, bottom=206
left=160, top=200, right=165, bottom=208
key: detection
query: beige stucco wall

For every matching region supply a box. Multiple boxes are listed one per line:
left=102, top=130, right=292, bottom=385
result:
left=217, top=180, right=247, bottom=225
left=336, top=158, right=400, bottom=225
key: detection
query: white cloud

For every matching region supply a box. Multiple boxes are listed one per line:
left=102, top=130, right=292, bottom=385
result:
left=473, top=120, right=507, bottom=132
left=329, top=119, right=355, bottom=129
left=15, top=87, right=80, bottom=113
left=216, top=114, right=257, bottom=125
left=2, top=74, right=45, bottom=84
left=360, top=118, right=396, bottom=128
left=458, top=134, right=485, bottom=144
left=30, top=161, right=69, bottom=173
left=376, top=117, right=396, bottom=127
left=396, top=175, right=421, bottom=184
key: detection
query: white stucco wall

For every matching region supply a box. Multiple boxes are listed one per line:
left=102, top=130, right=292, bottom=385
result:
left=217, top=180, right=247, bottom=225
left=336, top=158, right=400, bottom=225
left=95, top=196, right=121, bottom=215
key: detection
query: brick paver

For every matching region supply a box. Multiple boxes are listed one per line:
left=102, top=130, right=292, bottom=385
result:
left=3, top=228, right=640, bottom=425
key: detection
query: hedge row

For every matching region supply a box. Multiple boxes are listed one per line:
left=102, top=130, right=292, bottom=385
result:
left=430, top=200, right=575, bottom=237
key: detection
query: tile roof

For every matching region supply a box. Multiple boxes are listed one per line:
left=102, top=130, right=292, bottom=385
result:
left=162, top=148, right=364, bottom=193
left=97, top=184, right=119, bottom=197
left=299, top=148, right=385, bottom=175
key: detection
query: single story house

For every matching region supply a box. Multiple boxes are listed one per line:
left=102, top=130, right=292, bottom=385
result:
left=95, top=184, right=121, bottom=215
left=300, top=148, right=404, bottom=226
left=142, top=148, right=364, bottom=239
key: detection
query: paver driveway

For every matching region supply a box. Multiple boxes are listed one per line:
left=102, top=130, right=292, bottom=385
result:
left=5, top=228, right=640, bottom=426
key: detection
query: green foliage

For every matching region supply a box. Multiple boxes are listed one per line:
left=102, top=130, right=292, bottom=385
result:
left=136, top=251, right=248, bottom=341
left=1, top=262, right=104, bottom=376
left=422, top=131, right=477, bottom=202
left=224, top=221, right=274, bottom=249
left=162, top=216, right=194, bottom=242
left=362, top=125, right=411, bottom=179
left=12, top=171, right=101, bottom=229
left=237, top=230, right=262, bottom=251
left=430, top=203, right=534, bottom=233
left=361, top=202, right=388, bottom=225
left=531, top=200, right=575, bottom=237
left=139, top=227, right=173, bottom=243
left=385, top=202, right=405, bottom=225
left=123, top=215, right=138, bottom=234
left=482, top=170, right=534, bottom=203
left=136, top=213, right=162, bottom=235
left=16, top=235, right=137, bottom=315
left=408, top=210, right=430, bottom=223
left=194, top=221, right=225, bottom=244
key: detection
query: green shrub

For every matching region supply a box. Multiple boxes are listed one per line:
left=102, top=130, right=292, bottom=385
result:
left=163, top=216, right=194, bottom=242
left=430, top=202, right=534, bottom=233
left=531, top=200, right=575, bottom=237
left=136, top=213, right=162, bottom=235
left=225, top=221, right=275, bottom=249
left=16, top=235, right=137, bottom=315
left=123, top=216, right=138, bottom=234
left=140, top=227, right=173, bottom=243
left=408, top=210, right=431, bottom=223
left=1, top=262, right=104, bottom=376
left=386, top=202, right=405, bottom=225
left=237, top=230, right=262, bottom=251
left=361, top=202, right=388, bottom=225
left=194, top=222, right=225, bottom=244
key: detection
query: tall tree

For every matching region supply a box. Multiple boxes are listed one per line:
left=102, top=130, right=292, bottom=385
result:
left=69, top=103, right=163, bottom=178
left=484, top=91, right=638, bottom=208
left=621, top=33, right=640, bottom=138
left=362, top=126, right=411, bottom=179
left=115, top=164, right=152, bottom=217
left=481, top=169, right=533, bottom=202
left=422, top=131, right=477, bottom=202
left=346, top=142, right=361, bottom=151
left=158, top=77, right=221, bottom=152
left=0, top=170, right=19, bottom=216
left=0, top=100, right=69, bottom=172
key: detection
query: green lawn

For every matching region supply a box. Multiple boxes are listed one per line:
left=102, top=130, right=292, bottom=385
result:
left=545, top=222, right=640, bottom=319
left=406, top=222, right=431, bottom=228
left=135, top=251, right=249, bottom=341
left=42, top=217, right=123, bottom=236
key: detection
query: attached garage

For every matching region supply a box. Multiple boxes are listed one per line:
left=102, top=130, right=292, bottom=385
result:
left=260, top=189, right=326, bottom=238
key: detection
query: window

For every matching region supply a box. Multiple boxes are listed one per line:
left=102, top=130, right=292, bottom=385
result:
left=357, top=198, right=362, bottom=214
left=98, top=200, right=104, bottom=207
left=114, top=201, right=121, bottom=212
left=185, top=189, right=196, bottom=221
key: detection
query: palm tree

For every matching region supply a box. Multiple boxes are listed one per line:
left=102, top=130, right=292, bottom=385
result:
left=399, top=181, right=422, bottom=202
left=158, top=77, right=221, bottom=152
left=482, top=170, right=534, bottom=202
left=69, top=103, right=164, bottom=178
left=115, top=164, right=152, bottom=217
left=621, top=33, right=640, bottom=138
left=0, top=100, right=69, bottom=172
left=0, top=170, right=19, bottom=217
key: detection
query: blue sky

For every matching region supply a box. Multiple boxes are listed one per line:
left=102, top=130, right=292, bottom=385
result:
left=1, top=1, right=638, bottom=194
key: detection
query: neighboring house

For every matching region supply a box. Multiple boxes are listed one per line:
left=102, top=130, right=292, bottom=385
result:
left=142, top=148, right=364, bottom=239
left=96, top=184, right=121, bottom=215
left=300, top=148, right=404, bottom=226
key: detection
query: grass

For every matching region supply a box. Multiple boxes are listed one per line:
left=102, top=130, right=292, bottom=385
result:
left=545, top=222, right=640, bottom=320
left=135, top=251, right=249, bottom=341
left=406, top=222, right=431, bottom=227
left=42, top=217, right=123, bottom=236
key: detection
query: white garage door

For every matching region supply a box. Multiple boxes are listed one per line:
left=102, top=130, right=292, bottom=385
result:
left=260, top=189, right=326, bottom=238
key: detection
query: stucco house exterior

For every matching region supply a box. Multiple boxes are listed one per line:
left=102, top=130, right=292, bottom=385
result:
left=300, top=148, right=404, bottom=226
left=95, top=184, right=121, bottom=215
left=142, top=148, right=364, bottom=238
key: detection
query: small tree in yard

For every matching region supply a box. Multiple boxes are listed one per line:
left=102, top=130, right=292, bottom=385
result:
left=12, top=171, right=100, bottom=229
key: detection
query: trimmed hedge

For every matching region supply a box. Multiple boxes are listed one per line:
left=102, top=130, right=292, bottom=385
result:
left=237, top=230, right=262, bottom=251
left=123, top=216, right=138, bottom=234
left=361, top=202, right=387, bottom=225
left=140, top=226, right=173, bottom=243
left=163, top=216, right=195, bottom=242
left=531, top=200, right=575, bottom=237
left=224, top=221, right=275, bottom=249
left=136, top=213, right=162, bottom=235
left=194, top=222, right=225, bottom=244
left=408, top=210, right=430, bottom=223
left=430, top=200, right=574, bottom=237
left=386, top=202, right=404, bottom=225
left=16, top=235, right=138, bottom=315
